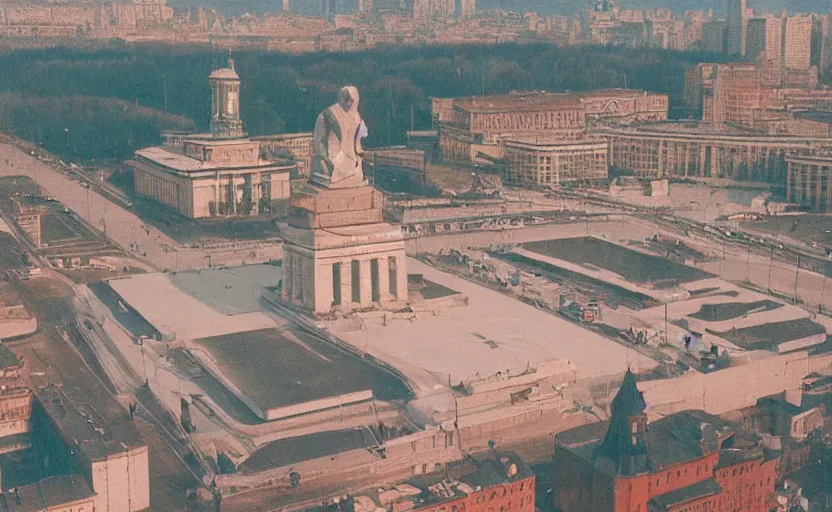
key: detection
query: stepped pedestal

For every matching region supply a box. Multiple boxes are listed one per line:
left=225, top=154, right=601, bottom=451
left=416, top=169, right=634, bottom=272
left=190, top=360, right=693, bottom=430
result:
left=279, top=183, right=407, bottom=316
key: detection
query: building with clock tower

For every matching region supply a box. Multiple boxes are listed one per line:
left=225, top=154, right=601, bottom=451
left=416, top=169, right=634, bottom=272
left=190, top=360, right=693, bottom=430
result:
left=128, top=55, right=292, bottom=218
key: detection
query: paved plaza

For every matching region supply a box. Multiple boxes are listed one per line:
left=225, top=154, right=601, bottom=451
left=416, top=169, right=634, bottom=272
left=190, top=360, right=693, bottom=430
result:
left=108, top=265, right=282, bottom=341
left=329, top=258, right=657, bottom=395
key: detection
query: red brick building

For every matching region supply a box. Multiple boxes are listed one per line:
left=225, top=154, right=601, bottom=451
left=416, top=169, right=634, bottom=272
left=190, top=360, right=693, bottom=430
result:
left=552, top=370, right=780, bottom=512
left=408, top=451, right=536, bottom=512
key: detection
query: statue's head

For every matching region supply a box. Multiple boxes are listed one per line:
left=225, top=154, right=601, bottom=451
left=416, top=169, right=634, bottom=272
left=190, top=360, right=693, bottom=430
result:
left=338, top=86, right=360, bottom=113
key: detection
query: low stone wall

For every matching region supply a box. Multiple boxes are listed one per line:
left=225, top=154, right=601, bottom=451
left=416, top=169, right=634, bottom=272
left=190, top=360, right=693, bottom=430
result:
left=777, top=333, right=827, bottom=354
left=0, top=315, right=36, bottom=339
left=639, top=351, right=810, bottom=419
left=809, top=352, right=832, bottom=374
left=215, top=428, right=460, bottom=498
left=263, top=390, right=374, bottom=421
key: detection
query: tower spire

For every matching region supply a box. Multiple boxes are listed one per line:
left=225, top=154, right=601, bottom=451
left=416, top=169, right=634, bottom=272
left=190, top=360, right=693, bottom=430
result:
left=593, top=369, right=650, bottom=476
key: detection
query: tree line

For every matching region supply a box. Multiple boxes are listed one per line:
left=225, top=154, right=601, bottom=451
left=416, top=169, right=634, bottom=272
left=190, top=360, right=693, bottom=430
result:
left=0, top=42, right=725, bottom=160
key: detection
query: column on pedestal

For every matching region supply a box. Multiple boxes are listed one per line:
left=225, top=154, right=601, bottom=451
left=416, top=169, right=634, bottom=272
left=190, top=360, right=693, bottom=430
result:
left=302, top=257, right=315, bottom=310
left=377, top=256, right=390, bottom=303
left=341, top=259, right=354, bottom=309
left=292, top=253, right=303, bottom=302
left=281, top=250, right=294, bottom=301
left=393, top=250, right=408, bottom=302
left=314, top=261, right=334, bottom=313
left=826, top=166, right=832, bottom=213
left=359, top=259, right=372, bottom=306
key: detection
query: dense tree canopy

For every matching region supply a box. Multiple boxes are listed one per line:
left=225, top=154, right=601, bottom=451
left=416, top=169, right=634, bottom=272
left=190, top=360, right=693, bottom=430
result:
left=0, top=43, right=725, bottom=160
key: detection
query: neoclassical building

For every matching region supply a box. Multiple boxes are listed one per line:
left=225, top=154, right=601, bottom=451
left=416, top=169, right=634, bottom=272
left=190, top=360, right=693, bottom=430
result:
left=128, top=56, right=292, bottom=218
left=786, top=154, right=832, bottom=212
left=435, top=90, right=667, bottom=187
left=503, top=139, right=609, bottom=187
left=603, top=122, right=832, bottom=182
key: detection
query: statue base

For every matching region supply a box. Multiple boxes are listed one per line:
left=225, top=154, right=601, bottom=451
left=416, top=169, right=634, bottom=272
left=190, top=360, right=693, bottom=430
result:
left=278, top=181, right=407, bottom=317
left=288, top=182, right=384, bottom=229
left=308, top=170, right=367, bottom=190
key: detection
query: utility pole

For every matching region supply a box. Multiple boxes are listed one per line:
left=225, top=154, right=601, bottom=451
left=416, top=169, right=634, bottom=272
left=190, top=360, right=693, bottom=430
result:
left=481, top=62, right=486, bottom=96
left=794, top=255, right=801, bottom=305
left=664, top=303, right=668, bottom=344
left=767, top=246, right=774, bottom=291
left=140, top=346, right=149, bottom=388
left=746, top=249, right=751, bottom=282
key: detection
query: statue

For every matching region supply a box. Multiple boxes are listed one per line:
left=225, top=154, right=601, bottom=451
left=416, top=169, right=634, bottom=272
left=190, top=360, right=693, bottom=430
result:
left=309, top=86, right=369, bottom=189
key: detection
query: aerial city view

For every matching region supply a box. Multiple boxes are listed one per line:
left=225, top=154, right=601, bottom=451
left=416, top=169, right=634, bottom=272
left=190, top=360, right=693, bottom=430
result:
left=3, top=0, right=832, bottom=510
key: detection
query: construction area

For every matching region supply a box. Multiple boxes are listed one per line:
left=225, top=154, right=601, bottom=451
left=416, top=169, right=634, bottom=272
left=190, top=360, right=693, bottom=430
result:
left=1, top=132, right=832, bottom=511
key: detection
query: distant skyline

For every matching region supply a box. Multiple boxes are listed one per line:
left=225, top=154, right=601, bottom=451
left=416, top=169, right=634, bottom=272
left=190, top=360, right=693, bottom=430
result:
left=167, top=0, right=832, bottom=17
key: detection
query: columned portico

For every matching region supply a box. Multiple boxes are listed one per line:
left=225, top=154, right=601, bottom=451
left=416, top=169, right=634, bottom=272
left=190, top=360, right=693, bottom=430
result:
left=279, top=184, right=408, bottom=317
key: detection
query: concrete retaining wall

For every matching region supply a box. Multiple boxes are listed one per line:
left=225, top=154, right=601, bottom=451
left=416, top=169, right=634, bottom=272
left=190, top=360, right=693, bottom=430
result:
left=263, top=390, right=374, bottom=421
left=216, top=428, right=460, bottom=497
left=0, top=316, right=36, bottom=339
left=640, top=352, right=810, bottom=419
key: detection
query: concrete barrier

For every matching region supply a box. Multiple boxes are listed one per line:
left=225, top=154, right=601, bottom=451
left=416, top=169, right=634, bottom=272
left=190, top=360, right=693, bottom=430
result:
left=639, top=351, right=810, bottom=419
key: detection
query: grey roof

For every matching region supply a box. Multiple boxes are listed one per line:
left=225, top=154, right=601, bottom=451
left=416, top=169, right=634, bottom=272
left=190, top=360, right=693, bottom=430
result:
left=239, top=427, right=378, bottom=474
left=0, top=475, right=94, bottom=512
left=0, top=345, right=21, bottom=370
left=649, top=478, right=722, bottom=510
left=407, top=451, right=534, bottom=506
left=557, top=410, right=733, bottom=475
left=208, top=67, right=239, bottom=80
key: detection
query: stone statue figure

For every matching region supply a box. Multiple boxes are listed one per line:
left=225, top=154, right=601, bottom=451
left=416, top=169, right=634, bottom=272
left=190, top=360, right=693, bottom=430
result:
left=310, top=86, right=369, bottom=189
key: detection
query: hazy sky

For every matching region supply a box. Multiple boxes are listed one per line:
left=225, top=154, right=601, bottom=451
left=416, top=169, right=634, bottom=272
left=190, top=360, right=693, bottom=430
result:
left=168, top=0, right=831, bottom=17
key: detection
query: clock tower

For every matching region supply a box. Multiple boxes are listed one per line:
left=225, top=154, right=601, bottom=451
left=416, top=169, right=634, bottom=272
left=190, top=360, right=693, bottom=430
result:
left=209, top=53, right=244, bottom=139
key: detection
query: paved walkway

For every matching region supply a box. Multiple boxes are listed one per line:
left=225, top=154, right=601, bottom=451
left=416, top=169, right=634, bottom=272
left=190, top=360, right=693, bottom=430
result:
left=0, top=143, right=283, bottom=271
left=329, top=258, right=657, bottom=398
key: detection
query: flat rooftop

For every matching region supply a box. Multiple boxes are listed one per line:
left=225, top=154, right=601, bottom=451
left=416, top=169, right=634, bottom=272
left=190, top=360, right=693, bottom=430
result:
left=107, top=265, right=282, bottom=341
left=453, top=93, right=583, bottom=114
left=134, top=145, right=281, bottom=173
left=36, top=383, right=145, bottom=462
left=0, top=474, right=94, bottom=512
left=239, top=427, right=378, bottom=474
left=579, top=88, right=660, bottom=99
left=329, top=258, right=657, bottom=394
left=193, top=327, right=412, bottom=413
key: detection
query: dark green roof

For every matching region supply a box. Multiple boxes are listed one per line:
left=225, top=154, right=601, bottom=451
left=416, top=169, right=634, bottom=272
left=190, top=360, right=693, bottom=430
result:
left=0, top=344, right=21, bottom=370
left=610, top=369, right=647, bottom=418
left=649, top=478, right=722, bottom=510
left=557, top=410, right=733, bottom=476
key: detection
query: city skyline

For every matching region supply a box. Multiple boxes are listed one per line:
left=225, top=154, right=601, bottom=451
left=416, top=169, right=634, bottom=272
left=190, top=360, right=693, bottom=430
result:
left=163, top=0, right=832, bottom=17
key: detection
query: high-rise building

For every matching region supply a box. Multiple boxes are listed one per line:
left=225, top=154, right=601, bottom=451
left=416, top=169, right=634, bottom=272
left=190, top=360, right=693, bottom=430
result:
left=703, top=20, right=727, bottom=53
left=412, top=0, right=454, bottom=21
left=783, top=14, right=813, bottom=70
left=746, top=15, right=783, bottom=85
left=726, top=0, right=747, bottom=55
left=746, top=15, right=782, bottom=61
left=701, top=62, right=763, bottom=126
left=457, top=0, right=475, bottom=19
